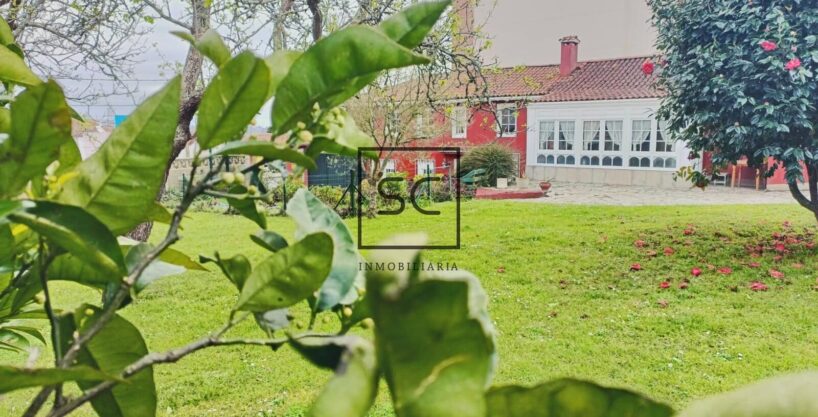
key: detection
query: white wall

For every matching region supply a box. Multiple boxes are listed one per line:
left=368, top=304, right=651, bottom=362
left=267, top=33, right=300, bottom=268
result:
left=526, top=99, right=690, bottom=170
left=475, top=0, right=657, bottom=67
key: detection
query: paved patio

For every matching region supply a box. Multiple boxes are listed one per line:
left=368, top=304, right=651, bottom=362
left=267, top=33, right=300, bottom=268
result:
left=518, top=182, right=797, bottom=206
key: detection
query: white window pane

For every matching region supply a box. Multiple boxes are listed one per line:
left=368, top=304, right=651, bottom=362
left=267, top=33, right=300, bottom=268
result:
left=559, top=121, right=575, bottom=150
left=583, top=121, right=600, bottom=151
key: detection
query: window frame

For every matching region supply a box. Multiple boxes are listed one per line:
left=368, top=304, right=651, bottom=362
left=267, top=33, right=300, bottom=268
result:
left=497, top=104, right=518, bottom=137
left=451, top=106, right=468, bottom=139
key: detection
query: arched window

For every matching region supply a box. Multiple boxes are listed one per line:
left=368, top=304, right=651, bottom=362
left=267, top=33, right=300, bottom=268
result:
left=602, top=157, right=612, bottom=166
left=613, top=157, right=623, bottom=166
left=566, top=156, right=575, bottom=165
left=557, top=155, right=566, bottom=165
left=640, top=157, right=650, bottom=167
left=629, top=157, right=640, bottom=167
left=665, top=158, right=676, bottom=168
left=537, top=155, right=546, bottom=164
left=581, top=156, right=591, bottom=166
left=546, top=155, right=555, bottom=164
left=591, top=156, right=600, bottom=166
left=653, top=157, right=665, bottom=168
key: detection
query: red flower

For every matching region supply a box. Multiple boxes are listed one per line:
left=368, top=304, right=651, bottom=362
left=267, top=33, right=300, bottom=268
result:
left=774, top=242, right=786, bottom=253
left=634, top=239, right=646, bottom=248
left=717, top=267, right=733, bottom=275
left=748, top=262, right=761, bottom=268
left=630, top=263, right=642, bottom=271
left=773, top=255, right=783, bottom=262
left=642, top=60, right=655, bottom=75
left=785, top=57, right=802, bottom=71
left=660, top=281, right=671, bottom=289
left=691, top=267, right=702, bottom=277
left=678, top=281, right=689, bottom=290
left=683, top=228, right=695, bottom=236
left=772, top=232, right=782, bottom=240
left=663, top=247, right=675, bottom=256
left=769, top=269, right=785, bottom=279
left=759, top=40, right=778, bottom=52
left=750, top=281, right=769, bottom=291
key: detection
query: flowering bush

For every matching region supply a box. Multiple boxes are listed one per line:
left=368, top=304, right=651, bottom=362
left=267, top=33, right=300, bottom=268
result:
left=650, top=0, right=818, bottom=220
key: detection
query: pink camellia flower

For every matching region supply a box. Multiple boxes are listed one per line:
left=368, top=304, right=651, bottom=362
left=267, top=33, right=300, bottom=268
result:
left=691, top=267, right=702, bottom=277
left=630, top=263, right=642, bottom=271
left=663, top=247, right=675, bottom=256
left=642, top=59, right=655, bottom=75
left=785, top=57, right=801, bottom=71
left=683, top=228, right=695, bottom=236
left=807, top=242, right=816, bottom=250
left=678, top=281, right=689, bottom=290
left=660, top=281, right=671, bottom=289
left=718, top=267, right=733, bottom=275
left=769, top=269, right=785, bottom=279
left=634, top=239, right=646, bottom=248
left=759, top=40, right=778, bottom=52
left=748, top=262, right=761, bottom=268
left=774, top=242, right=786, bottom=253
left=750, top=281, right=769, bottom=292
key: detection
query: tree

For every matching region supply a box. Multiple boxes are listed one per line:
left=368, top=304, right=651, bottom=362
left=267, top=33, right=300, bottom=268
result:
left=649, top=0, right=818, bottom=220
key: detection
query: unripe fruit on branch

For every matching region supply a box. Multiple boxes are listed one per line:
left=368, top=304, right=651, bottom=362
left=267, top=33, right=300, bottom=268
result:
left=221, top=172, right=236, bottom=185
left=298, top=130, right=313, bottom=144
left=361, top=318, right=374, bottom=329
left=234, top=172, right=246, bottom=184
left=342, top=306, right=353, bottom=318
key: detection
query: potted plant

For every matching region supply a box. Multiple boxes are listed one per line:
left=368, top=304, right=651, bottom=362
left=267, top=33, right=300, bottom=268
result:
left=539, top=178, right=552, bottom=192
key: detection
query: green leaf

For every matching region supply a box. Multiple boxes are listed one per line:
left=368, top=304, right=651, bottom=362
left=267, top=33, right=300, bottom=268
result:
left=678, top=372, right=818, bottom=417
left=323, top=1, right=451, bottom=107
left=250, top=230, right=289, bottom=252
left=0, top=223, right=12, bottom=266
left=156, top=247, right=207, bottom=271
left=272, top=25, right=429, bottom=134
left=226, top=184, right=266, bottom=229
left=0, top=80, right=71, bottom=198
left=254, top=308, right=290, bottom=333
left=125, top=243, right=186, bottom=293
left=199, top=252, right=251, bottom=290
left=197, top=52, right=269, bottom=149
left=0, top=365, right=115, bottom=394
left=294, top=335, right=379, bottom=417
left=367, top=248, right=496, bottom=417
left=9, top=201, right=126, bottom=278
left=235, top=232, right=333, bottom=312
left=58, top=306, right=156, bottom=417
left=210, top=140, right=317, bottom=170
left=0, top=44, right=41, bottom=87
left=58, top=77, right=181, bottom=235
left=0, top=16, right=14, bottom=46
left=46, top=253, right=122, bottom=287
left=264, top=50, right=301, bottom=99
left=146, top=202, right=172, bottom=225
left=0, top=107, right=9, bottom=132
left=1, top=325, right=46, bottom=344
left=286, top=189, right=359, bottom=311
left=172, top=29, right=231, bottom=67
left=485, top=379, right=673, bottom=417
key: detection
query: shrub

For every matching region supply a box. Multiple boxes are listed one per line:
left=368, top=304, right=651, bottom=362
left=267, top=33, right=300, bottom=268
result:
left=272, top=175, right=305, bottom=206
left=460, top=143, right=516, bottom=186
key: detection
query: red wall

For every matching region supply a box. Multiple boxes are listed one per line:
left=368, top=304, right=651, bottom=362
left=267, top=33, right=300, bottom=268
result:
left=396, top=103, right=528, bottom=177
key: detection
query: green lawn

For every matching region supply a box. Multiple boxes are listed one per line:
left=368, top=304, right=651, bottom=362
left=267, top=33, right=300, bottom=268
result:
left=3, top=200, right=818, bottom=416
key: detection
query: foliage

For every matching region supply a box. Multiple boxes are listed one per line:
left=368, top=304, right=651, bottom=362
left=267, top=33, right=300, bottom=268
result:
left=2, top=2, right=817, bottom=417
left=649, top=0, right=818, bottom=218
left=460, top=143, right=516, bottom=186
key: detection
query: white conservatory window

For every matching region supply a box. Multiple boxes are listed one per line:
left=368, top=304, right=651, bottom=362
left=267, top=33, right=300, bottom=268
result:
left=583, top=121, right=600, bottom=151
left=656, top=120, right=673, bottom=152
left=632, top=120, right=652, bottom=152
left=382, top=159, right=396, bottom=174
left=417, top=159, right=435, bottom=176
left=539, top=121, right=555, bottom=150
left=559, top=121, right=575, bottom=150
left=451, top=107, right=467, bottom=138
left=604, top=120, right=623, bottom=151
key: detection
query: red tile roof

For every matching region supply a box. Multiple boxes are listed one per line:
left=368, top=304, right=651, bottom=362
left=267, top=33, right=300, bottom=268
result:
left=444, top=56, right=663, bottom=102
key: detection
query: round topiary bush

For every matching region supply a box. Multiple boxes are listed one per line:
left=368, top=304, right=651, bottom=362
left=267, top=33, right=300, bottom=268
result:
left=460, top=143, right=516, bottom=186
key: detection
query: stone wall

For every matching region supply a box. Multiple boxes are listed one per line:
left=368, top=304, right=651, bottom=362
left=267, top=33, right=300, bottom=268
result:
left=526, top=165, right=688, bottom=189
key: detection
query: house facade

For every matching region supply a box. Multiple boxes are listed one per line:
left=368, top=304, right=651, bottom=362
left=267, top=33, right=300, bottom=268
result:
left=396, top=36, right=697, bottom=188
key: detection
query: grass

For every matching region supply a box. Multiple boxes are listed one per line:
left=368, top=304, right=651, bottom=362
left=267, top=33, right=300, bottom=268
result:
left=3, top=200, right=818, bottom=416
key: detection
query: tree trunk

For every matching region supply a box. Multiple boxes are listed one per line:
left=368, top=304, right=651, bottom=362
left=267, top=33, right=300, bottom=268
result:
left=126, top=0, right=210, bottom=242
left=787, top=161, right=818, bottom=224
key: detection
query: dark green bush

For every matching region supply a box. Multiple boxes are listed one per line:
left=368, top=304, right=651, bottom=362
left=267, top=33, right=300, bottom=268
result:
left=460, top=143, right=516, bottom=186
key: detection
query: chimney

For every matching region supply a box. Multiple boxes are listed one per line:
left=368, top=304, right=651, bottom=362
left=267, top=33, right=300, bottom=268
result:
left=559, top=36, right=580, bottom=76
